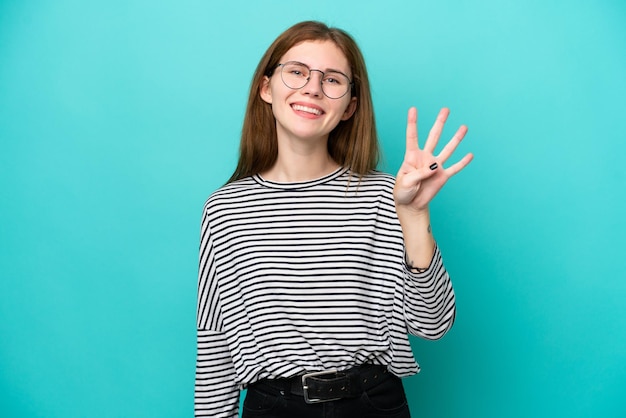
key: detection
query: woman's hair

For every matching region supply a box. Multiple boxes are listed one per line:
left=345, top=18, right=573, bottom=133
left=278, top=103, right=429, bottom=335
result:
left=227, top=21, right=380, bottom=183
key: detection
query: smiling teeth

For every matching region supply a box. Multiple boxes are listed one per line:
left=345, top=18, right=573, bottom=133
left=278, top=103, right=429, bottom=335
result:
left=292, top=104, right=322, bottom=115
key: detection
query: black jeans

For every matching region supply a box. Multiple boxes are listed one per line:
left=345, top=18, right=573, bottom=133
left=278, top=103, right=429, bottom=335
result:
left=242, top=373, right=411, bottom=418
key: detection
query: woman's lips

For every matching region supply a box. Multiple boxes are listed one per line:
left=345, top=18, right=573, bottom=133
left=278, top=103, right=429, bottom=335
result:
left=291, top=103, right=324, bottom=116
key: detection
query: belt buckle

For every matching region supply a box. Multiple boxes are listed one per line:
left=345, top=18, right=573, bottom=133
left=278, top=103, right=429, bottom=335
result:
left=301, top=369, right=341, bottom=404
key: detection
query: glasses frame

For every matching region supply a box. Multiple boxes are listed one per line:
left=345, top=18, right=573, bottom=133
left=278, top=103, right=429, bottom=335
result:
left=276, top=61, right=353, bottom=99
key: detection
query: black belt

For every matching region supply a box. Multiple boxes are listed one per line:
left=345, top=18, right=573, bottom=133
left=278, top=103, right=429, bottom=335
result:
left=251, top=364, right=391, bottom=404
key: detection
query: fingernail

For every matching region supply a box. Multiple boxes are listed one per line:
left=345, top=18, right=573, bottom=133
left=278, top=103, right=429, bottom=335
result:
left=429, top=162, right=438, bottom=170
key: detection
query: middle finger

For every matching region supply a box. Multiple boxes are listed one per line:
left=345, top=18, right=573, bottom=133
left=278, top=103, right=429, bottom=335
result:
left=424, top=108, right=450, bottom=154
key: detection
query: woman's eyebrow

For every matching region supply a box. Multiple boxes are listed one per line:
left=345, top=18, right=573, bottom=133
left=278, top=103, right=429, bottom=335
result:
left=324, top=67, right=349, bottom=75
left=289, top=60, right=349, bottom=75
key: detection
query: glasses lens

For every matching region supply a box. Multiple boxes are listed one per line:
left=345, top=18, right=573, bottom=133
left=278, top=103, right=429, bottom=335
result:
left=280, top=62, right=351, bottom=99
left=321, top=71, right=350, bottom=99
left=281, top=62, right=309, bottom=89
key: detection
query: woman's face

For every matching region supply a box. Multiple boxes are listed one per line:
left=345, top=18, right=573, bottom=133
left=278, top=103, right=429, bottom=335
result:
left=260, top=40, right=357, bottom=145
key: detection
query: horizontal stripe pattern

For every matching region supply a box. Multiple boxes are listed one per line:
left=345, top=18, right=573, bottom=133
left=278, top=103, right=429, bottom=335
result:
left=195, top=168, right=455, bottom=417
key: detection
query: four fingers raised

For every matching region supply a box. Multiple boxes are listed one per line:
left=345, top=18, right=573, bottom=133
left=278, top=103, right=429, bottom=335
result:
left=404, top=107, right=472, bottom=174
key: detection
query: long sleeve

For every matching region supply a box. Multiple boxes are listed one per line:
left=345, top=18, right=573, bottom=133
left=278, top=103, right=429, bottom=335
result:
left=195, top=209, right=240, bottom=418
left=195, top=330, right=239, bottom=417
left=403, top=244, right=456, bottom=340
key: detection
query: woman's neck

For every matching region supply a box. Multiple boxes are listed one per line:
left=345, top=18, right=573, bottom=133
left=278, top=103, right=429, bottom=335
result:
left=261, top=136, right=340, bottom=182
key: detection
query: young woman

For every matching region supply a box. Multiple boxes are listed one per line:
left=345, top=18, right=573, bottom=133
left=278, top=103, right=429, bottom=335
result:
left=195, top=21, right=473, bottom=418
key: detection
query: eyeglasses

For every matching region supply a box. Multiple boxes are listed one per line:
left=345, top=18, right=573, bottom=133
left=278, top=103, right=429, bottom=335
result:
left=277, top=61, right=353, bottom=99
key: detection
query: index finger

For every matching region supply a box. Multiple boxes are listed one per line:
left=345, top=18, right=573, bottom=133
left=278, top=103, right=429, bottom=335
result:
left=405, top=107, right=419, bottom=152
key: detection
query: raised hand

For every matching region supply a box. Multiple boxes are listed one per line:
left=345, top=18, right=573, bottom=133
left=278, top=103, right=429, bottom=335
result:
left=394, top=107, right=473, bottom=213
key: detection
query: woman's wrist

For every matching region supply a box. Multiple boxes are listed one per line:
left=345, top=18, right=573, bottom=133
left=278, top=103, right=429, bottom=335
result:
left=397, top=206, right=435, bottom=269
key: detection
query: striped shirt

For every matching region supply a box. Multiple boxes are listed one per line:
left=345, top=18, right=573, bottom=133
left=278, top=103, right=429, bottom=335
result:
left=195, top=168, right=456, bottom=417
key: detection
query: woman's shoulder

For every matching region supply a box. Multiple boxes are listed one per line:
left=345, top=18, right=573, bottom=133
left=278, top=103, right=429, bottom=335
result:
left=362, top=170, right=396, bottom=182
left=348, top=170, right=396, bottom=190
left=334, top=170, right=396, bottom=203
left=202, top=176, right=259, bottom=212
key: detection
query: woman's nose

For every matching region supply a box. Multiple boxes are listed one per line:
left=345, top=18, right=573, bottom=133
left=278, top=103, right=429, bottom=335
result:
left=300, top=70, right=324, bottom=97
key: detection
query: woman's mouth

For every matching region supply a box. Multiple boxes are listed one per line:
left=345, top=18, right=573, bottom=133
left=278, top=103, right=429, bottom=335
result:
left=291, top=104, right=324, bottom=116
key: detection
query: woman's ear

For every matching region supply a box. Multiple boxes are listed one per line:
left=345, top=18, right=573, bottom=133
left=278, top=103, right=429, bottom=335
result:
left=260, top=76, right=272, bottom=104
left=341, top=97, right=357, bottom=121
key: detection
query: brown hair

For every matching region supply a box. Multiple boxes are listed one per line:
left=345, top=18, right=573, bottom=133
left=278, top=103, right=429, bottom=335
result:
left=228, top=21, right=380, bottom=183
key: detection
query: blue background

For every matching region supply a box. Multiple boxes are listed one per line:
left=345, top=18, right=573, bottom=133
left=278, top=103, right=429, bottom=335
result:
left=1, top=1, right=625, bottom=417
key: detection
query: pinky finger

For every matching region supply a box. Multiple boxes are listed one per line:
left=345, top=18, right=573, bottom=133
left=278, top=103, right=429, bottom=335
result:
left=445, top=153, right=474, bottom=177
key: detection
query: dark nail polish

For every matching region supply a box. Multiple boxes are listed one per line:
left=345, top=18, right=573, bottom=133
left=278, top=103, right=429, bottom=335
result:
left=429, top=162, right=438, bottom=170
